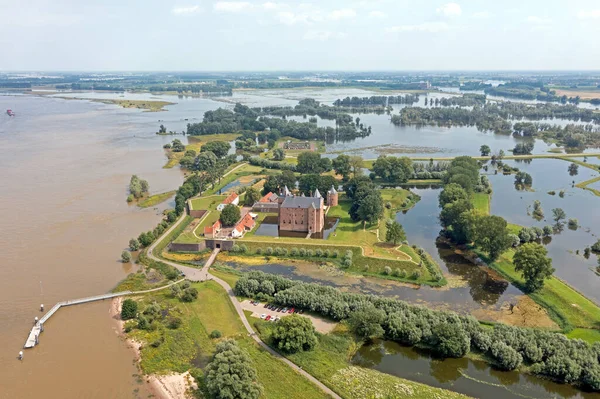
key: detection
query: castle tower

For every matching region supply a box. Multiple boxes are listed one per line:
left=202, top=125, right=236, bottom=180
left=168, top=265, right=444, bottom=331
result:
left=327, top=185, right=338, bottom=206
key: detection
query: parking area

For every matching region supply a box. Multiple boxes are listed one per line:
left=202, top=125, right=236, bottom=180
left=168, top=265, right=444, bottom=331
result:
left=240, top=299, right=337, bottom=334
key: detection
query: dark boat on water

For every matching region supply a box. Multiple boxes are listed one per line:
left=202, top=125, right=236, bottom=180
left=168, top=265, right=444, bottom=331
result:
left=7, top=109, right=15, bottom=116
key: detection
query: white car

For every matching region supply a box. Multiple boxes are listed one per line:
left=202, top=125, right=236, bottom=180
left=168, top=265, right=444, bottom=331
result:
left=260, top=313, right=266, bottom=319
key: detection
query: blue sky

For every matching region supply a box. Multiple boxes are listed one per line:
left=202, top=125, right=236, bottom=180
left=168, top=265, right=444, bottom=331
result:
left=1, top=0, right=599, bottom=71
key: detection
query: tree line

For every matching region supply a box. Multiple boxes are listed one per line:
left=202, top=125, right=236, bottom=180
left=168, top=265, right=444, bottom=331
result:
left=392, top=102, right=600, bottom=148
left=235, top=271, right=600, bottom=390
left=333, top=94, right=420, bottom=107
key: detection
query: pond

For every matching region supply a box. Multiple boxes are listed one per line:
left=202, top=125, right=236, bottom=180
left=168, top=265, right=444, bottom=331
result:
left=353, top=340, right=600, bottom=399
left=253, top=216, right=339, bottom=239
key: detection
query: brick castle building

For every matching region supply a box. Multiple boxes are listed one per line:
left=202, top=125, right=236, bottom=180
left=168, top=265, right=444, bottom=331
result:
left=278, top=187, right=325, bottom=234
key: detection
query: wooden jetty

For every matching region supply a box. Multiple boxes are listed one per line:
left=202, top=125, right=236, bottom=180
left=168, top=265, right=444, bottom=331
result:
left=24, top=292, right=131, bottom=348
left=22, top=278, right=185, bottom=350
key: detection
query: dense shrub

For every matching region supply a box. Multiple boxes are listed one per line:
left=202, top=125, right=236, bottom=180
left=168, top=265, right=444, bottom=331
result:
left=234, top=271, right=600, bottom=390
left=490, top=341, right=523, bottom=371
left=121, top=299, right=138, bottom=320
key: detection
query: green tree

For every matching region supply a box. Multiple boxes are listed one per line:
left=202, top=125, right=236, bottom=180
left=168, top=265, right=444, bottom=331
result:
left=194, top=151, right=218, bottom=172
left=205, top=340, right=262, bottom=399
left=385, top=220, right=406, bottom=245
left=480, top=145, right=491, bottom=156
left=431, top=323, right=470, bottom=358
left=129, top=238, right=140, bottom=251
left=473, top=215, right=511, bottom=261
left=513, top=242, right=555, bottom=292
left=171, top=139, right=185, bottom=152
left=121, top=299, right=138, bottom=320
left=438, top=183, right=469, bottom=208
left=273, top=148, right=285, bottom=161
left=220, top=204, right=241, bottom=226
left=272, top=315, right=317, bottom=353
left=348, top=308, right=385, bottom=341
left=332, top=154, right=352, bottom=181
left=181, top=287, right=198, bottom=302
left=297, top=152, right=330, bottom=174
left=349, top=156, right=364, bottom=179
left=552, top=208, right=567, bottom=226
left=121, top=250, right=131, bottom=263
left=201, top=141, right=231, bottom=158
left=357, top=192, right=384, bottom=226
left=244, top=187, right=262, bottom=206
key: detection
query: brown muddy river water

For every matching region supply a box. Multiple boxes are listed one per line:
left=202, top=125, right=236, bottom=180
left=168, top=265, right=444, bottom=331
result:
left=0, top=94, right=186, bottom=398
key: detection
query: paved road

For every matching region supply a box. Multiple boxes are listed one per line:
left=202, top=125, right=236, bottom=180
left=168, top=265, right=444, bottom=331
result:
left=148, top=211, right=341, bottom=399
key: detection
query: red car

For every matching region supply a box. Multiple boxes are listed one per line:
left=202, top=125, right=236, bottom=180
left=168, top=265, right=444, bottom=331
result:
left=288, top=308, right=295, bottom=313
left=265, top=315, right=271, bottom=321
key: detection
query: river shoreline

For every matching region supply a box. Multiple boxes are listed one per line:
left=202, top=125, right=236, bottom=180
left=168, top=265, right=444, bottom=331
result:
left=111, top=297, right=195, bottom=399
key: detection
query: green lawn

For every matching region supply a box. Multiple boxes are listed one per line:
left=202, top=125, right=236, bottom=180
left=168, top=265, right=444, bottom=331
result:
left=127, top=281, right=329, bottom=399
left=138, top=191, right=176, bottom=208
left=154, top=215, right=194, bottom=256
left=189, top=195, right=227, bottom=211
left=472, top=192, right=490, bottom=215
left=566, top=328, right=600, bottom=343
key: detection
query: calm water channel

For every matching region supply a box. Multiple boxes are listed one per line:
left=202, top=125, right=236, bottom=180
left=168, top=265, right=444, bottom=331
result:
left=353, top=340, right=600, bottom=399
left=3, top=88, right=598, bottom=398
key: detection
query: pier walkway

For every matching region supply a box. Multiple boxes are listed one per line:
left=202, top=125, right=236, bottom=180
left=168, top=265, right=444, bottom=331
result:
left=24, top=279, right=183, bottom=349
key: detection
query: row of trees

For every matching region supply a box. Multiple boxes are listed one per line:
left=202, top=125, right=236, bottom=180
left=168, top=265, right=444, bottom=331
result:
left=392, top=102, right=600, bottom=148
left=235, top=271, right=600, bottom=390
left=333, top=94, right=420, bottom=107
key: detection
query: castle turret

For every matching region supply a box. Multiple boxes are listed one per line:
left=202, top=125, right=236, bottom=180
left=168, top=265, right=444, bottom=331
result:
left=327, top=185, right=338, bottom=206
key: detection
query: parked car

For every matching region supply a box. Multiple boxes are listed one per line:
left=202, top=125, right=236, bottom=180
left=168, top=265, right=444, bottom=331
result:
left=260, top=314, right=266, bottom=319
left=265, top=315, right=271, bottom=321
left=263, top=303, right=269, bottom=308
left=299, top=309, right=304, bottom=314
left=282, top=307, right=288, bottom=313
left=289, top=308, right=295, bottom=313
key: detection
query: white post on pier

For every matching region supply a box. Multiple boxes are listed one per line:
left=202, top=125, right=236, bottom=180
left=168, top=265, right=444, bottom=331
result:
left=34, top=317, right=38, bottom=324
left=18, top=351, right=23, bottom=360
left=40, top=304, right=44, bottom=312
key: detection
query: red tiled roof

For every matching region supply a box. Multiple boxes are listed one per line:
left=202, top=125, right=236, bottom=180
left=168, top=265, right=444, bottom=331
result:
left=223, top=192, right=239, bottom=205
left=259, top=192, right=278, bottom=203
left=204, top=220, right=221, bottom=235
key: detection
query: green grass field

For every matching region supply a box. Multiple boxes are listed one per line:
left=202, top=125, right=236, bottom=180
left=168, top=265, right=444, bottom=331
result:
left=127, top=281, right=329, bottom=399
left=472, top=192, right=490, bottom=215
left=163, top=133, right=239, bottom=168
left=138, top=191, right=176, bottom=208
left=189, top=195, right=227, bottom=211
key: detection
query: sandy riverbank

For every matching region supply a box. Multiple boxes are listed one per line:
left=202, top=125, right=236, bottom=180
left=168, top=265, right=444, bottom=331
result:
left=111, top=297, right=196, bottom=399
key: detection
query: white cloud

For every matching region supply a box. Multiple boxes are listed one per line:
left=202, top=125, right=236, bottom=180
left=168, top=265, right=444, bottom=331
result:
left=386, top=22, right=449, bottom=33
left=368, top=11, right=386, bottom=18
left=436, top=3, right=461, bottom=18
left=172, top=5, right=201, bottom=15
left=262, top=2, right=281, bottom=11
left=276, top=11, right=309, bottom=25
left=527, top=16, right=552, bottom=24
left=303, top=30, right=346, bottom=41
left=213, top=2, right=253, bottom=13
left=577, top=9, right=600, bottom=19
left=328, top=8, right=356, bottom=21
left=472, top=11, right=490, bottom=19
